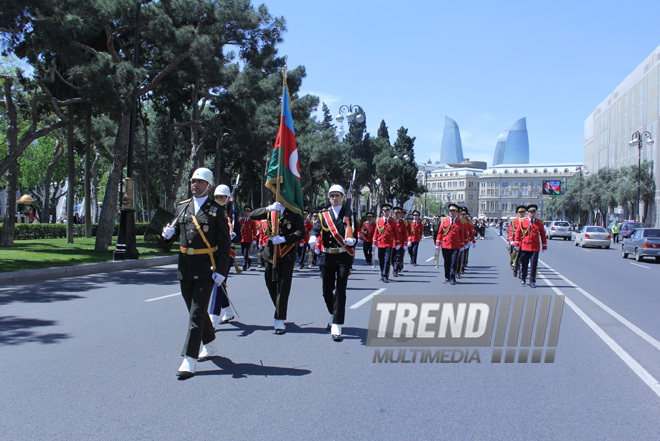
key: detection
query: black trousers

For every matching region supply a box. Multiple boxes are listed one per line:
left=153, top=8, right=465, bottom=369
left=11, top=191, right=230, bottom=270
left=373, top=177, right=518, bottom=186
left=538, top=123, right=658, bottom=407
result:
left=241, top=242, right=252, bottom=268
left=363, top=241, right=373, bottom=264
left=442, top=248, right=460, bottom=281
left=321, top=252, right=352, bottom=325
left=410, top=241, right=420, bottom=264
left=378, top=247, right=393, bottom=279
left=520, top=250, right=540, bottom=283
left=264, top=257, right=296, bottom=320
left=180, top=278, right=216, bottom=358
left=297, top=243, right=309, bottom=267
left=393, top=247, right=404, bottom=274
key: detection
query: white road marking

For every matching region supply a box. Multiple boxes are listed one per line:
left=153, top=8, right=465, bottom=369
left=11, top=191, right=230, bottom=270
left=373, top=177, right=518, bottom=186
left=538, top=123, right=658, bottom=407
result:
left=630, top=263, right=650, bottom=269
left=539, top=261, right=660, bottom=353
left=538, top=271, right=660, bottom=399
left=425, top=256, right=435, bottom=262
left=145, top=293, right=180, bottom=302
left=349, top=288, right=386, bottom=310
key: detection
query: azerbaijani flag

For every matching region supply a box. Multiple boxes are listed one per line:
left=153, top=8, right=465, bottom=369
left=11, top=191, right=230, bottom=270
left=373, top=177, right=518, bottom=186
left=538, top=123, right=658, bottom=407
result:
left=265, top=75, right=304, bottom=215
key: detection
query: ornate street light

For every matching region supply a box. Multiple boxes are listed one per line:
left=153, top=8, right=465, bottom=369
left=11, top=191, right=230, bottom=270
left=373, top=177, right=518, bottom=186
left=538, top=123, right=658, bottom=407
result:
left=628, top=131, right=654, bottom=222
left=336, top=104, right=365, bottom=141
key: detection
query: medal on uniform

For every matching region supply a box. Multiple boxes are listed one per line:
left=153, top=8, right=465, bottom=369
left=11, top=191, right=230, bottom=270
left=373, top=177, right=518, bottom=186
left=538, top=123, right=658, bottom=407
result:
left=203, top=225, right=209, bottom=233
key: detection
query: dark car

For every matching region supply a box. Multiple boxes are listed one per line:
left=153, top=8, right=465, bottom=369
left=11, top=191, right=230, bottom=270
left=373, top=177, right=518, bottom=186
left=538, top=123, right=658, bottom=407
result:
left=618, top=221, right=645, bottom=240
left=621, top=228, right=660, bottom=262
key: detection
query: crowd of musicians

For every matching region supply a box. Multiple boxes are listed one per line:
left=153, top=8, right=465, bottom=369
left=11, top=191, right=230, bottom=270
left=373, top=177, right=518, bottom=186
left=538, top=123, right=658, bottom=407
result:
left=162, top=168, right=547, bottom=379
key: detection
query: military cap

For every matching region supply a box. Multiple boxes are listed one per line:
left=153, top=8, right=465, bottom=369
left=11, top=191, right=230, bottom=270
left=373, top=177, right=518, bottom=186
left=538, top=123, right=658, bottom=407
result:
left=412, top=210, right=420, bottom=216
left=244, top=205, right=252, bottom=211
left=382, top=203, right=393, bottom=211
left=448, top=203, right=460, bottom=212
left=516, top=205, right=527, bottom=213
left=526, top=204, right=538, bottom=212
left=393, top=207, right=402, bottom=214
left=366, top=211, right=374, bottom=217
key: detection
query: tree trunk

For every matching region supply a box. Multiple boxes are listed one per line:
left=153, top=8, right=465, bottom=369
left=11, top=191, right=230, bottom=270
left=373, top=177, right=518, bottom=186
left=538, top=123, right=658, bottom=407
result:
left=42, top=140, right=64, bottom=225
left=94, top=114, right=130, bottom=251
left=165, top=112, right=175, bottom=212
left=84, top=106, right=92, bottom=237
left=0, top=77, right=18, bottom=247
left=91, top=147, right=100, bottom=223
left=140, top=110, right=151, bottom=222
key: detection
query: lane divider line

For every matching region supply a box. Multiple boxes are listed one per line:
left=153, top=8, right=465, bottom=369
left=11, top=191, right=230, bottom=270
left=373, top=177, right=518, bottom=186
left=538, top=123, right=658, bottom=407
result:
left=350, top=288, right=386, bottom=310
left=145, top=293, right=180, bottom=302
left=630, top=263, right=650, bottom=269
left=538, top=271, right=660, bottom=399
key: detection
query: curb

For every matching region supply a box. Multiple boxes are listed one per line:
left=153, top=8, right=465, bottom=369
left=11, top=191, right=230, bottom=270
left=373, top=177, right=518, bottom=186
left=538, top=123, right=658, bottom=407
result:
left=0, top=255, right=178, bottom=286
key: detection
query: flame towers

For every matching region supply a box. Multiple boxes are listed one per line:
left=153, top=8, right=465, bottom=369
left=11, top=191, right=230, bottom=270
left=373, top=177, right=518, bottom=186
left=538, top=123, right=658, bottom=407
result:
left=492, top=117, right=530, bottom=165
left=440, top=116, right=465, bottom=164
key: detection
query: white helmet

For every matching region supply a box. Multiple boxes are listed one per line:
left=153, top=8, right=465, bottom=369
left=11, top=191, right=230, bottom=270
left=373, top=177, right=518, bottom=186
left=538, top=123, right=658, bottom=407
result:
left=214, top=184, right=231, bottom=197
left=328, top=184, right=345, bottom=196
left=190, top=167, right=214, bottom=185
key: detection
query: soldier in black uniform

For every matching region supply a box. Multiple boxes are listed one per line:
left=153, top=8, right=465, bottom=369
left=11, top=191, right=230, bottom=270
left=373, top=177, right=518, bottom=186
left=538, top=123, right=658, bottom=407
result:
left=249, top=201, right=305, bottom=334
left=308, top=185, right=356, bottom=341
left=162, top=168, right=231, bottom=379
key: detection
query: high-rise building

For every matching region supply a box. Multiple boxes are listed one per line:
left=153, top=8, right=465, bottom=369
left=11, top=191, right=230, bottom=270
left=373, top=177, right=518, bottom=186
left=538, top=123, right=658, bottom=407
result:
left=440, top=116, right=465, bottom=164
left=492, top=117, right=530, bottom=166
left=584, top=45, right=660, bottom=226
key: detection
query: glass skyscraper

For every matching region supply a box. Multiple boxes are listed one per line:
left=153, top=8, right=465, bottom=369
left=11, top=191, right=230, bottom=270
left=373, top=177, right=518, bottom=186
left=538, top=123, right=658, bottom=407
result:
left=440, top=116, right=465, bottom=164
left=492, top=117, right=530, bottom=165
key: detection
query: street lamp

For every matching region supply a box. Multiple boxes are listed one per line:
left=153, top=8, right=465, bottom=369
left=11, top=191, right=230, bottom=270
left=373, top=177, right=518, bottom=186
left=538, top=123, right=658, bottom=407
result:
left=336, top=104, right=365, bottom=140
left=629, top=131, right=654, bottom=222
left=114, top=0, right=142, bottom=261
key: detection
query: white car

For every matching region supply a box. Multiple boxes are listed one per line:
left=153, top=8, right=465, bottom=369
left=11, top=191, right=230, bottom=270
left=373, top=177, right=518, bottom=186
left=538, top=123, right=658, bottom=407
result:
left=574, top=226, right=611, bottom=249
left=545, top=221, right=572, bottom=240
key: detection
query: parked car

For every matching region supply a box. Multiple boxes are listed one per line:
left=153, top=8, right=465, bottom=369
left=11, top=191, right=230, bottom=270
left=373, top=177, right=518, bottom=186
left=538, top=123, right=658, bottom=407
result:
left=574, top=226, right=611, bottom=248
left=621, top=228, right=660, bottom=262
left=618, top=221, right=645, bottom=240
left=545, top=221, right=572, bottom=240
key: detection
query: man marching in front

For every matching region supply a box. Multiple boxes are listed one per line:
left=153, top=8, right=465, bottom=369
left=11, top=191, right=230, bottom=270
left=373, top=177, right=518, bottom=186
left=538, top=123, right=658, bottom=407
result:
left=435, top=203, right=465, bottom=285
left=162, top=168, right=231, bottom=379
left=308, top=185, right=356, bottom=341
left=514, top=204, right=547, bottom=288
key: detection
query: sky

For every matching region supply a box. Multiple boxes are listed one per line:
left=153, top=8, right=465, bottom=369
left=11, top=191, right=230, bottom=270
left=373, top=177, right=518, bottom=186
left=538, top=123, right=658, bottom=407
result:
left=258, top=0, right=660, bottom=167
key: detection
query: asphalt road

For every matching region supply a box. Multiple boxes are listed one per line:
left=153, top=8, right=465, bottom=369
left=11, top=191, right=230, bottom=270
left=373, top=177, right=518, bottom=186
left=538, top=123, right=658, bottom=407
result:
left=1, top=228, right=659, bottom=440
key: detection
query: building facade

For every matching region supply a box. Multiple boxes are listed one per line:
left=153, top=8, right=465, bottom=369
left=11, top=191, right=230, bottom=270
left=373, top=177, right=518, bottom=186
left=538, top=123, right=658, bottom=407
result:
left=419, top=165, right=482, bottom=216
left=584, top=45, right=660, bottom=226
left=477, top=163, right=582, bottom=221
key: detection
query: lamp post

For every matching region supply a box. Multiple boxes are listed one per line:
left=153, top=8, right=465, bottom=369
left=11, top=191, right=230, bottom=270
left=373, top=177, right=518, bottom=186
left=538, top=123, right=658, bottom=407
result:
left=336, top=104, right=365, bottom=141
left=629, top=131, right=654, bottom=222
left=577, top=165, right=589, bottom=228
left=114, top=0, right=142, bottom=261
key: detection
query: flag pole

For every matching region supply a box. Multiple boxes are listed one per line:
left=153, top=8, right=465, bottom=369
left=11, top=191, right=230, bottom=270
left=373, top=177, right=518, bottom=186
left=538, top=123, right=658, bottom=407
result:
left=272, top=62, right=287, bottom=282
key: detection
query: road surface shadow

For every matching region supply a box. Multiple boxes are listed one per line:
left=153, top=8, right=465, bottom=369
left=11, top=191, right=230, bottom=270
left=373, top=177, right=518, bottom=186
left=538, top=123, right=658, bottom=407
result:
left=196, top=356, right=312, bottom=379
left=0, top=316, right=69, bottom=345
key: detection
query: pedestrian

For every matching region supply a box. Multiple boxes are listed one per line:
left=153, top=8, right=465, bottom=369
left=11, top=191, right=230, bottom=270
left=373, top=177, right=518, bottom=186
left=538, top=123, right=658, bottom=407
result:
left=162, top=167, right=231, bottom=379
left=360, top=212, right=376, bottom=265
left=208, top=184, right=237, bottom=327
left=308, top=185, right=356, bottom=341
left=256, top=219, right=269, bottom=268
left=372, top=203, right=397, bottom=283
left=239, top=206, right=257, bottom=270
left=612, top=221, right=619, bottom=244
left=436, top=203, right=465, bottom=285
left=408, top=210, right=423, bottom=266
left=514, top=204, right=547, bottom=288
left=249, top=200, right=305, bottom=334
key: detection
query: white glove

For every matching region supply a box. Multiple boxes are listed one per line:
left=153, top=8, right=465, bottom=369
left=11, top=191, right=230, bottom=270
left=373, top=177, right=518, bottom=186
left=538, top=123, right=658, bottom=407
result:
left=308, top=235, right=317, bottom=246
left=508, top=241, right=513, bottom=245
left=435, top=245, right=440, bottom=250
left=252, top=240, right=256, bottom=245
left=344, top=237, right=356, bottom=246
left=403, top=245, right=408, bottom=251
left=258, top=244, right=263, bottom=250
left=407, top=241, right=412, bottom=247
left=230, top=232, right=236, bottom=240
left=372, top=243, right=378, bottom=249
left=298, top=243, right=304, bottom=247
left=267, top=202, right=284, bottom=213
left=271, top=235, right=286, bottom=245
left=314, top=247, right=321, bottom=254
left=211, top=272, right=225, bottom=285
left=541, top=249, right=546, bottom=253
left=515, top=246, right=520, bottom=251
left=162, top=226, right=175, bottom=240
left=395, top=245, right=400, bottom=250
left=472, top=242, right=476, bottom=249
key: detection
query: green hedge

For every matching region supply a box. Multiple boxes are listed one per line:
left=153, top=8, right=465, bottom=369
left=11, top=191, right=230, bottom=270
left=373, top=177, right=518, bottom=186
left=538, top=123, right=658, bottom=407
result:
left=0, top=222, right=150, bottom=240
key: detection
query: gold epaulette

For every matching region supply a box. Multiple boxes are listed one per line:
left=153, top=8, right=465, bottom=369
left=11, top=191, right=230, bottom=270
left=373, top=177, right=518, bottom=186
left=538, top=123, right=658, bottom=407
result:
left=178, top=198, right=191, bottom=205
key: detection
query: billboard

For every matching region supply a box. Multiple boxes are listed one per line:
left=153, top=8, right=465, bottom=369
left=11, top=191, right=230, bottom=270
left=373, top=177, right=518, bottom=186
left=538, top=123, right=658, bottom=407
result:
left=542, top=180, right=563, bottom=195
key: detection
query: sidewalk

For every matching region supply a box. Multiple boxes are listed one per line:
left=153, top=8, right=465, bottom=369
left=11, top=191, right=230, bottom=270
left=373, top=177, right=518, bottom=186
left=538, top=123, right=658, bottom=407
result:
left=0, top=255, right=178, bottom=286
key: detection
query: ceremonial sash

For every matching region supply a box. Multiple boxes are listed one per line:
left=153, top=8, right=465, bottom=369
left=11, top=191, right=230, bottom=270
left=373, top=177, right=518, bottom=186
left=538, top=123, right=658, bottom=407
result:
left=190, top=214, right=217, bottom=272
left=321, top=210, right=355, bottom=256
